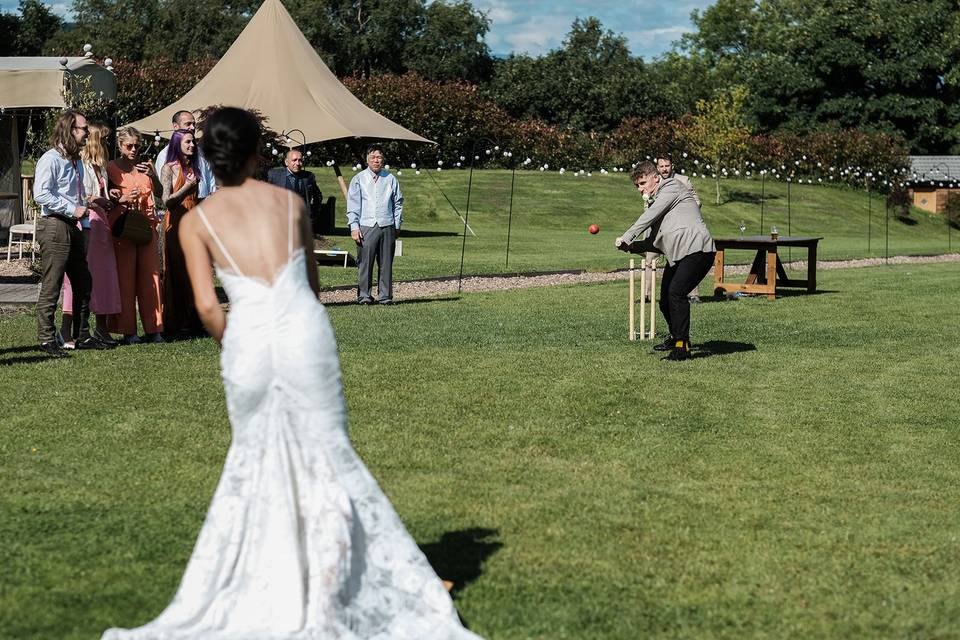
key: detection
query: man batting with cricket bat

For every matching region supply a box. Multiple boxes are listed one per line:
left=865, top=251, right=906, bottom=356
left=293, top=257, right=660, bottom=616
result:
left=615, top=160, right=716, bottom=361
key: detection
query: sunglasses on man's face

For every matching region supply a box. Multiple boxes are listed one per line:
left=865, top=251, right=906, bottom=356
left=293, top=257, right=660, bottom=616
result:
left=123, top=143, right=139, bottom=150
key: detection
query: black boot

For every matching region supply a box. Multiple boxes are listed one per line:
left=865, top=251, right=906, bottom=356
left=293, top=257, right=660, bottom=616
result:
left=665, top=339, right=691, bottom=361
left=652, top=335, right=675, bottom=352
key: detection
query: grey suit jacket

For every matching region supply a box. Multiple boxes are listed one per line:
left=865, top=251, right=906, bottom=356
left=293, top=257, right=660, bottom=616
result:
left=672, top=173, right=700, bottom=207
left=621, top=176, right=715, bottom=265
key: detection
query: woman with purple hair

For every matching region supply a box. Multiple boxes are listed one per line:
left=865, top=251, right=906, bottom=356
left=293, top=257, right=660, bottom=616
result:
left=159, top=129, right=205, bottom=338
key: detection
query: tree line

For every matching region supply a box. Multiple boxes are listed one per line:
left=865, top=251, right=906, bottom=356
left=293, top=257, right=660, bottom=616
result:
left=2, top=0, right=958, bottom=155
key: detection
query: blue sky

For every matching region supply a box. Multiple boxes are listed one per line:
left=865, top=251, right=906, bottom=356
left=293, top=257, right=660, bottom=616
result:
left=2, top=0, right=715, bottom=60
left=473, top=0, right=714, bottom=59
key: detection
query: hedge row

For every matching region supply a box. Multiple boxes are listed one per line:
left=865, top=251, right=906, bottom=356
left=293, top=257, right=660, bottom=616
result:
left=107, top=63, right=910, bottom=189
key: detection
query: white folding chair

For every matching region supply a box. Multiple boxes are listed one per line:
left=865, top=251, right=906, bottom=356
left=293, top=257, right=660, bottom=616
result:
left=7, top=175, right=37, bottom=261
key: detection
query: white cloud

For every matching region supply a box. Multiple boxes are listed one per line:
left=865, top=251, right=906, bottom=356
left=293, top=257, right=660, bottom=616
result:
left=498, top=15, right=570, bottom=56
left=629, top=26, right=689, bottom=39
left=473, top=0, right=519, bottom=24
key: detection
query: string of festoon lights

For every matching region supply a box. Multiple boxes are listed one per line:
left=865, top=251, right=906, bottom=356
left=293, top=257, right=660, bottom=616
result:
left=286, top=146, right=948, bottom=191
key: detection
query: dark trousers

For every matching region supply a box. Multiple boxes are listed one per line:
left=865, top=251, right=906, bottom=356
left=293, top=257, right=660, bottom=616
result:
left=36, top=217, right=91, bottom=344
left=357, top=224, right=396, bottom=303
left=659, top=251, right=715, bottom=342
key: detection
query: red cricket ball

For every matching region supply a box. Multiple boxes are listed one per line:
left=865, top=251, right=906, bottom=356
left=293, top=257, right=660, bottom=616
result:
left=588, top=224, right=600, bottom=234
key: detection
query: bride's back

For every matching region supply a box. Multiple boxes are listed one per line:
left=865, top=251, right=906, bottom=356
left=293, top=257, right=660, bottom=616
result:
left=195, top=180, right=304, bottom=283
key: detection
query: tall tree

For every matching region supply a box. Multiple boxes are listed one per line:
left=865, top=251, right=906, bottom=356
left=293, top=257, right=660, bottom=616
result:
left=335, top=0, right=425, bottom=77
left=486, top=17, right=650, bottom=132
left=686, top=86, right=751, bottom=205
left=146, top=0, right=258, bottom=61
left=683, top=0, right=960, bottom=153
left=287, top=0, right=426, bottom=77
left=16, top=0, right=62, bottom=56
left=403, top=0, right=492, bottom=83
left=45, top=0, right=161, bottom=60
left=0, top=12, right=22, bottom=56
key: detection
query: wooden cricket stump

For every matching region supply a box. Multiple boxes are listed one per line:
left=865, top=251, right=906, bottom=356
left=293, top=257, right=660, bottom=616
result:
left=628, top=256, right=656, bottom=341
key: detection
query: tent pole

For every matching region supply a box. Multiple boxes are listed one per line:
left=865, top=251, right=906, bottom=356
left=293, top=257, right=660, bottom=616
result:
left=506, top=161, right=517, bottom=269
left=332, top=164, right=349, bottom=200
left=458, top=146, right=476, bottom=294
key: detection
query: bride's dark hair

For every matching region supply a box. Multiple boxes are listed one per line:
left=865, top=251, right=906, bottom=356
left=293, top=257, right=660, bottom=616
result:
left=200, top=107, right=261, bottom=186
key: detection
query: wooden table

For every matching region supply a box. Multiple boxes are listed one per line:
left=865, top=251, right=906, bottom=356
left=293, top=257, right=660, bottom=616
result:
left=713, top=236, right=822, bottom=300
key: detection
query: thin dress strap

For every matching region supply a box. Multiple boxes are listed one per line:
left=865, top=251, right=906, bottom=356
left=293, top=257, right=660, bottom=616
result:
left=195, top=204, right=244, bottom=276
left=287, top=190, right=294, bottom=258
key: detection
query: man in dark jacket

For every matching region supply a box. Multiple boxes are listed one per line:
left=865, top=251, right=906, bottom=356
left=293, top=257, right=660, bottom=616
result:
left=267, top=148, right=322, bottom=235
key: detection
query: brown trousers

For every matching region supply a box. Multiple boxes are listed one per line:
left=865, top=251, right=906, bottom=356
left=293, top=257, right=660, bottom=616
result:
left=36, top=216, right=91, bottom=344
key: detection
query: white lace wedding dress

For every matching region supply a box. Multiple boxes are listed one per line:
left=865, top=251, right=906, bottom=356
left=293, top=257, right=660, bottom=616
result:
left=103, top=196, right=483, bottom=640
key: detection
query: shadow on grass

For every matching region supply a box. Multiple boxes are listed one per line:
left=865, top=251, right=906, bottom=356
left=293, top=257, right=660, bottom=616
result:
left=697, top=288, right=839, bottom=303
left=420, top=527, right=502, bottom=599
left=686, top=340, right=757, bottom=359
left=773, top=288, right=840, bottom=298
left=896, top=216, right=920, bottom=226
left=325, top=226, right=460, bottom=239
left=0, top=354, right=55, bottom=366
left=324, top=296, right=462, bottom=308
left=726, top=190, right=781, bottom=205
left=0, top=344, right=40, bottom=356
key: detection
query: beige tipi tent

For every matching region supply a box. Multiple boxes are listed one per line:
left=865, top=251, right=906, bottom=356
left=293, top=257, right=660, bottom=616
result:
left=0, top=57, right=117, bottom=109
left=0, top=57, right=116, bottom=242
left=126, top=0, right=431, bottom=145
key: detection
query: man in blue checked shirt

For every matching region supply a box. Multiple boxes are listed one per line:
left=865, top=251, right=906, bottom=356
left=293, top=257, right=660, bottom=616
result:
left=347, top=144, right=403, bottom=305
left=32, top=109, right=106, bottom=357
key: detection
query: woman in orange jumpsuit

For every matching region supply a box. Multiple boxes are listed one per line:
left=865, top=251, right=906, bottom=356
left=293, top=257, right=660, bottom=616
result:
left=106, top=127, right=164, bottom=344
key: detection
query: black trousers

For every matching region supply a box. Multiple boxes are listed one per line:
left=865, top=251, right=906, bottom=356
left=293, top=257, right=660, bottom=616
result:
left=659, top=251, right=715, bottom=343
left=36, top=216, right=91, bottom=344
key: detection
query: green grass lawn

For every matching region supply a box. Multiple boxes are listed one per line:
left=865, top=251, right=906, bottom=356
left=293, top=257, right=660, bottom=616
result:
left=2, top=262, right=960, bottom=638
left=308, top=168, right=959, bottom=287
left=17, top=160, right=955, bottom=287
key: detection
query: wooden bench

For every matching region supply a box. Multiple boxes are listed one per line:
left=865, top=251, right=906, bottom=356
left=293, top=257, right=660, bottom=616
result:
left=313, top=249, right=352, bottom=267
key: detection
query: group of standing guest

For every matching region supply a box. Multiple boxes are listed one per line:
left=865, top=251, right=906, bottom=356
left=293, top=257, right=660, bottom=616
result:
left=33, top=109, right=214, bottom=357
left=33, top=108, right=405, bottom=357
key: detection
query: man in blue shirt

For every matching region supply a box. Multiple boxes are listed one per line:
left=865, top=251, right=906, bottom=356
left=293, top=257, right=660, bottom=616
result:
left=347, top=144, right=403, bottom=305
left=33, top=110, right=102, bottom=357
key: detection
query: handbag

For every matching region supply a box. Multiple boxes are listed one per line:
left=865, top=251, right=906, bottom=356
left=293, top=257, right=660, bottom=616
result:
left=112, top=207, right=153, bottom=245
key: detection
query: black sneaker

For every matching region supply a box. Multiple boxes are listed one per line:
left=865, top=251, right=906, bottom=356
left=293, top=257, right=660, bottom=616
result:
left=665, top=339, right=691, bottom=361
left=76, top=336, right=110, bottom=350
left=39, top=342, right=70, bottom=358
left=94, top=333, right=120, bottom=347
left=653, top=335, right=675, bottom=352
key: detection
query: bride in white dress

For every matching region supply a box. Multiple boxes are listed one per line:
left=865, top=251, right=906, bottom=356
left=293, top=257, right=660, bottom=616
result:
left=102, top=108, right=483, bottom=640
